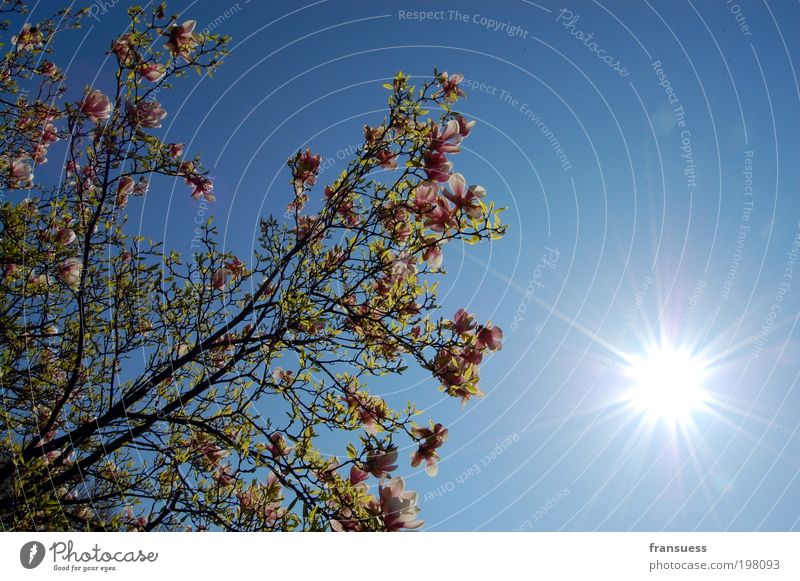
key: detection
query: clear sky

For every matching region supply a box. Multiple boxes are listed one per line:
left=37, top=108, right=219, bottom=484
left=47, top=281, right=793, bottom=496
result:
left=35, top=0, right=800, bottom=531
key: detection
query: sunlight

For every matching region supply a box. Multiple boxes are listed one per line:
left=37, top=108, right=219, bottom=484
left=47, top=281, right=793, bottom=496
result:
left=624, top=346, right=710, bottom=424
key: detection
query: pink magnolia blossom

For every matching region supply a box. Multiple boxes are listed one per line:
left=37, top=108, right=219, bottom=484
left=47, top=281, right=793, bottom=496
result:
left=169, top=143, right=184, bottom=158
left=422, top=150, right=452, bottom=182
left=365, top=449, right=398, bottom=478
left=271, top=367, right=294, bottom=384
left=476, top=322, right=503, bottom=351
left=9, top=159, right=34, bottom=188
left=375, top=149, right=398, bottom=170
left=411, top=423, right=449, bottom=477
left=452, top=308, right=476, bottom=336
left=342, top=383, right=386, bottom=434
left=462, top=348, right=483, bottom=366
left=422, top=244, right=443, bottom=269
left=116, top=176, right=134, bottom=208
left=44, top=449, right=62, bottom=464
left=124, top=507, right=148, bottom=530
left=41, top=123, right=59, bottom=145
left=450, top=383, right=485, bottom=407
left=413, top=181, right=438, bottom=214
left=112, top=33, right=135, bottom=65
left=443, top=173, right=485, bottom=218
left=429, top=120, right=462, bottom=154
left=80, top=90, right=112, bottom=123
left=423, top=196, right=456, bottom=233
left=2, top=263, right=19, bottom=278
left=225, top=256, right=245, bottom=276
left=212, top=267, right=229, bottom=290
left=330, top=508, right=364, bottom=532
left=201, top=443, right=228, bottom=465
left=27, top=271, right=50, bottom=288
left=390, top=252, right=417, bottom=281
left=127, top=100, right=167, bottom=129
left=185, top=174, right=215, bottom=202
left=55, top=228, right=76, bottom=245
left=363, top=124, right=384, bottom=145
left=32, top=144, right=47, bottom=164
left=58, top=257, right=82, bottom=289
left=236, top=486, right=258, bottom=512
left=134, top=178, right=149, bottom=196
left=164, top=20, right=198, bottom=59
left=293, top=149, right=321, bottom=189
left=40, top=61, right=59, bottom=78
left=267, top=432, right=292, bottom=458
left=262, top=501, right=287, bottom=525
left=214, top=464, right=235, bottom=486
left=349, top=465, right=369, bottom=485
left=11, top=23, right=43, bottom=51
left=378, top=477, right=424, bottom=531
left=34, top=430, right=56, bottom=447
left=138, top=62, right=166, bottom=82
left=455, top=114, right=476, bottom=138
left=434, top=72, right=465, bottom=103
left=434, top=348, right=468, bottom=389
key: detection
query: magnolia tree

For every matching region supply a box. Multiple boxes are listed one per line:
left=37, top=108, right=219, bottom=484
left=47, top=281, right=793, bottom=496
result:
left=0, top=3, right=506, bottom=531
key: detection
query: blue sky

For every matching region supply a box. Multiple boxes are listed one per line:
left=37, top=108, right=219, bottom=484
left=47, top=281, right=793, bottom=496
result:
left=32, top=0, right=800, bottom=530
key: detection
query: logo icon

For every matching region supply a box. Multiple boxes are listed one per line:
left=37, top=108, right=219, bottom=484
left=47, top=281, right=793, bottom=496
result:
left=20, top=541, right=46, bottom=569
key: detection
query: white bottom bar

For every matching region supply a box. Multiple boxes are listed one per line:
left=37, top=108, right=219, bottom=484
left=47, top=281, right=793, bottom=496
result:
left=2, top=532, right=798, bottom=580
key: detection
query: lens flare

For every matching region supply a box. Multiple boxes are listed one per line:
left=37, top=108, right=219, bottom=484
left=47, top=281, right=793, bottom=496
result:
left=625, top=347, right=710, bottom=424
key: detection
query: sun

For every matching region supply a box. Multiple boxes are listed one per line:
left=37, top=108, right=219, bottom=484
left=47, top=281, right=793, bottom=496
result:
left=624, top=346, right=710, bottom=424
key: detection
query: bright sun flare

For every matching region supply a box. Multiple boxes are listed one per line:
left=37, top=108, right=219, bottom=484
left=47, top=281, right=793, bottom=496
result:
left=625, top=347, right=710, bottom=423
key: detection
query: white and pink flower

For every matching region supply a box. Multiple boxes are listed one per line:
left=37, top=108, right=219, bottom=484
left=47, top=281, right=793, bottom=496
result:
left=164, top=20, right=198, bottom=59
left=378, top=477, right=424, bottom=531
left=410, top=423, right=448, bottom=477
left=442, top=172, right=485, bottom=218
left=9, top=159, right=34, bottom=188
left=11, top=23, right=43, bottom=52
left=80, top=90, right=112, bottom=123
left=40, top=61, right=59, bottom=78
left=58, top=257, right=82, bottom=289
left=365, top=449, right=398, bottom=478
left=127, top=100, right=167, bottom=129
left=476, top=322, right=503, bottom=351
left=169, top=143, right=184, bottom=158
left=116, top=176, right=134, bottom=208
left=185, top=174, right=214, bottom=202
left=138, top=62, right=167, bottom=82
left=55, top=228, right=76, bottom=245
left=434, top=72, right=465, bottom=103
left=422, top=244, right=443, bottom=269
